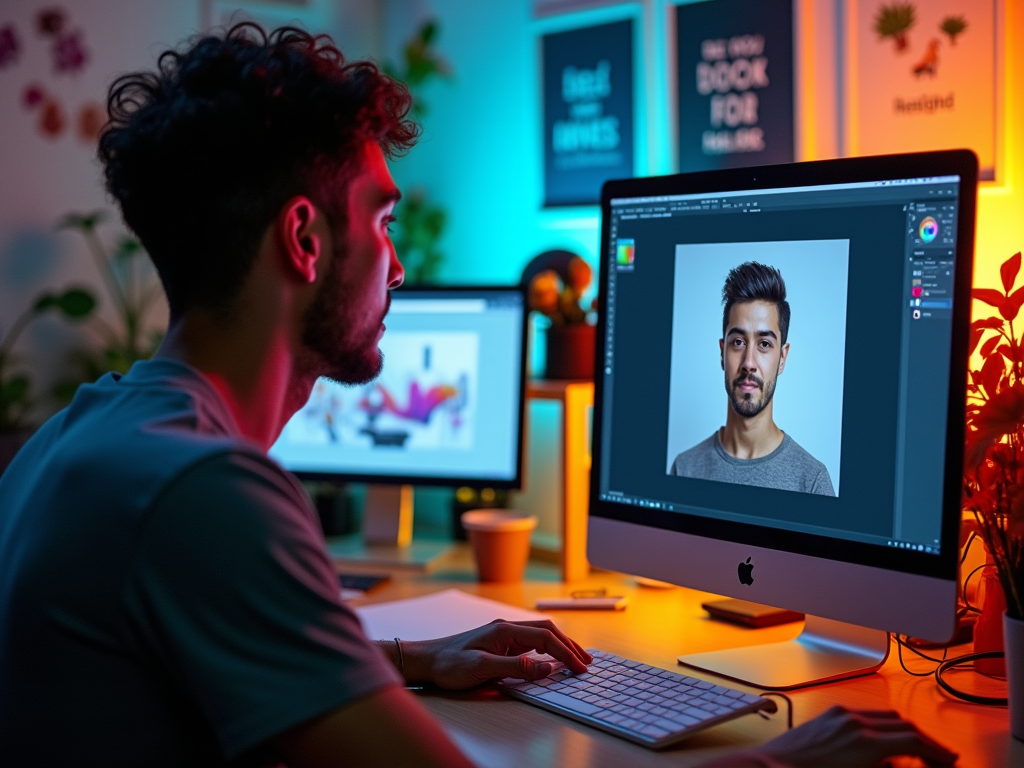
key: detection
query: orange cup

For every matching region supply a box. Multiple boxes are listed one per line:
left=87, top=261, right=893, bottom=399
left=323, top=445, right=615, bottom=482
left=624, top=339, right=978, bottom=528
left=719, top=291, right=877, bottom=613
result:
left=461, top=510, right=537, bottom=582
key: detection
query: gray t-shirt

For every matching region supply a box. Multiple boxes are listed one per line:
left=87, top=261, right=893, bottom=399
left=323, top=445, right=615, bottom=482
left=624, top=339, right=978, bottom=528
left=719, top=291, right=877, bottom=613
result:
left=0, top=358, right=400, bottom=766
left=670, top=431, right=836, bottom=496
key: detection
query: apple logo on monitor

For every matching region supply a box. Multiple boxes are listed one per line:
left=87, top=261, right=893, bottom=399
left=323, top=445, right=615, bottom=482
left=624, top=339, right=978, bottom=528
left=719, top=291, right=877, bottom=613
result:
left=738, top=557, right=754, bottom=586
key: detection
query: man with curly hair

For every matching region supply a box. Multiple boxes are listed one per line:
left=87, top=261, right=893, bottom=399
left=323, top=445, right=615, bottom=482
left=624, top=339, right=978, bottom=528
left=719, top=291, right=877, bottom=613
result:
left=0, top=25, right=590, bottom=766
left=0, top=25, right=954, bottom=768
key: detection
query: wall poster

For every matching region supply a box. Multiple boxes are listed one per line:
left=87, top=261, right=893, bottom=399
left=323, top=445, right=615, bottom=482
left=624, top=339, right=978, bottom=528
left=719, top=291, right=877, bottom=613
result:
left=675, top=0, right=795, bottom=173
left=542, top=19, right=634, bottom=206
left=846, top=0, right=1002, bottom=181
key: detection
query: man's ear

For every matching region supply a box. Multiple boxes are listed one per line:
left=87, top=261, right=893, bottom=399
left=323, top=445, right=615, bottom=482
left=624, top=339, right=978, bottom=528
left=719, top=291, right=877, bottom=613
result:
left=280, top=197, right=322, bottom=284
left=719, top=338, right=725, bottom=370
left=778, top=342, right=790, bottom=375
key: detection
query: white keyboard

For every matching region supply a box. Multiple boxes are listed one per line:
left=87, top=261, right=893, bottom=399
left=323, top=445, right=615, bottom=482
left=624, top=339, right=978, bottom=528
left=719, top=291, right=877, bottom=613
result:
left=498, top=649, right=773, bottom=749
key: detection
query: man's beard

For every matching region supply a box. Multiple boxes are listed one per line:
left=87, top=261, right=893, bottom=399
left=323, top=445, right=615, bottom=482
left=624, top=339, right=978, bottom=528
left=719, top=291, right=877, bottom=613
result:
left=727, top=371, right=777, bottom=418
left=300, top=246, right=387, bottom=386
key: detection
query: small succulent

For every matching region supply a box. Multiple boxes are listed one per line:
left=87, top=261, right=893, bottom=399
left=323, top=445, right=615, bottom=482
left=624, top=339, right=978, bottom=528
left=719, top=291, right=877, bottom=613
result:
left=873, top=2, right=917, bottom=52
left=939, top=15, right=968, bottom=46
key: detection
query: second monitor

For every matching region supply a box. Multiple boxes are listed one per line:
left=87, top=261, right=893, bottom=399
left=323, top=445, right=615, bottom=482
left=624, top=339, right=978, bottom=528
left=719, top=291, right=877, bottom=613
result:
left=269, top=286, right=527, bottom=548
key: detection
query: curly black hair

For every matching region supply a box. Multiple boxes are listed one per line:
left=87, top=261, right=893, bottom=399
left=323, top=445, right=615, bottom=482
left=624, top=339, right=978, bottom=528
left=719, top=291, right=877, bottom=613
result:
left=99, top=23, right=418, bottom=317
left=722, top=262, right=791, bottom=345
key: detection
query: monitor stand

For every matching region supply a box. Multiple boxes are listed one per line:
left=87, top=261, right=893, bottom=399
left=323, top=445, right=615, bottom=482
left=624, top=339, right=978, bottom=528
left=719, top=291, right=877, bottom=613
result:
left=678, top=615, right=890, bottom=690
left=326, top=484, right=454, bottom=573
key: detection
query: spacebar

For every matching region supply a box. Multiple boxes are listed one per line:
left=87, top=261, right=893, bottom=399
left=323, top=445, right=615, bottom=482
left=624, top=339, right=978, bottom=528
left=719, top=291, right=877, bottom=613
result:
left=535, top=691, right=601, bottom=716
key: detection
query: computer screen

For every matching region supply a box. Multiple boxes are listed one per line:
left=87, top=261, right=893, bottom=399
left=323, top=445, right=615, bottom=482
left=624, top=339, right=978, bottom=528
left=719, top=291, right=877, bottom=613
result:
left=588, top=151, right=977, bottom=650
left=269, top=287, right=527, bottom=488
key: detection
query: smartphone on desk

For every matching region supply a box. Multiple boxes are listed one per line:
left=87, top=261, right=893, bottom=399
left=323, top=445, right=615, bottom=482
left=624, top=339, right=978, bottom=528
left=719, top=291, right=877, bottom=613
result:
left=702, top=598, right=804, bottom=628
left=338, top=573, right=390, bottom=600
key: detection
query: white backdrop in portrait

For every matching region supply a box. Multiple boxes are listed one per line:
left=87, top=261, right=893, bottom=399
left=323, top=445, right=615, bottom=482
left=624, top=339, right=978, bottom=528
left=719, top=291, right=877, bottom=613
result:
left=666, top=239, right=850, bottom=494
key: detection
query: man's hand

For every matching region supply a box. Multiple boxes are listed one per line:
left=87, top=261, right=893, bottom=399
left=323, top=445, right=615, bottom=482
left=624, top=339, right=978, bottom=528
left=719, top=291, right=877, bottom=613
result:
left=394, top=618, right=592, bottom=690
left=738, top=705, right=958, bottom=768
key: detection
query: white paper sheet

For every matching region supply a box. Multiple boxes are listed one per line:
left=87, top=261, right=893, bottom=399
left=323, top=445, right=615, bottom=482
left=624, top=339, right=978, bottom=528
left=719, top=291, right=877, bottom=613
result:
left=355, top=588, right=547, bottom=641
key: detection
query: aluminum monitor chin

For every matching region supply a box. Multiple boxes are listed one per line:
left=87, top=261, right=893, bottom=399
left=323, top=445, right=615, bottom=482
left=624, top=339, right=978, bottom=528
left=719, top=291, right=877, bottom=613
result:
left=587, top=151, right=977, bottom=688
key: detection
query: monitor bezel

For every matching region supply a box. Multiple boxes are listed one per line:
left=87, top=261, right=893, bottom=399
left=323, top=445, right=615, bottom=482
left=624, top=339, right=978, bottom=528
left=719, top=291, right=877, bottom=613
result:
left=283, top=285, right=529, bottom=490
left=589, top=150, right=978, bottom=583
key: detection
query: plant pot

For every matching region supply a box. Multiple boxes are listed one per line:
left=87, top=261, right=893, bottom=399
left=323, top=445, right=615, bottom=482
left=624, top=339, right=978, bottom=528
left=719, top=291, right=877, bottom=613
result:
left=1006, top=612, right=1024, bottom=741
left=545, top=323, right=596, bottom=380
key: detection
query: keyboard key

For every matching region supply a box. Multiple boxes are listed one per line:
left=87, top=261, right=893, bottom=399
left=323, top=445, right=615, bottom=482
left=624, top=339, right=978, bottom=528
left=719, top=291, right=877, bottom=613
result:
left=537, top=691, right=601, bottom=716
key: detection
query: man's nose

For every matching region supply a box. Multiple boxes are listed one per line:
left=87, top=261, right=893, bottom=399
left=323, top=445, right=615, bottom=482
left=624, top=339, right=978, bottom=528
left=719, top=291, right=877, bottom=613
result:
left=741, top=348, right=757, bottom=372
left=388, top=243, right=404, bottom=289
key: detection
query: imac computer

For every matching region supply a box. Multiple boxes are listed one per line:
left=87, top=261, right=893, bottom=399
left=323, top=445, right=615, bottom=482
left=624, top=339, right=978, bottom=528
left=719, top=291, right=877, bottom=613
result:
left=588, top=150, right=978, bottom=689
left=269, top=286, right=527, bottom=560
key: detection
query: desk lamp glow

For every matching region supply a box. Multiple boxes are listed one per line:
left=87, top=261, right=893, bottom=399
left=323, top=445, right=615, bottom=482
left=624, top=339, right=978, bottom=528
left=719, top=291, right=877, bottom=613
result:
left=587, top=151, right=977, bottom=689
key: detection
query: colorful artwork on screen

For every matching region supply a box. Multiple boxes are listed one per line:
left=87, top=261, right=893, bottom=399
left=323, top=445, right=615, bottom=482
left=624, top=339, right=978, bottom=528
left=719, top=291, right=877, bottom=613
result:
left=281, top=331, right=479, bottom=452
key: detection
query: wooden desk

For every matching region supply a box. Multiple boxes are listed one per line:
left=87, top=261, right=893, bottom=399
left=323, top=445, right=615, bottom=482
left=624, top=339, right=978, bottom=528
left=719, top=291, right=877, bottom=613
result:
left=351, top=546, right=1018, bottom=767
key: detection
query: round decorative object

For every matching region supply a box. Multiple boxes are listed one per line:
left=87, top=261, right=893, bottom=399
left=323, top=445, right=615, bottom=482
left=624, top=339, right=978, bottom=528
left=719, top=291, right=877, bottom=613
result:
left=545, top=323, right=596, bottom=380
left=1005, top=612, right=1024, bottom=741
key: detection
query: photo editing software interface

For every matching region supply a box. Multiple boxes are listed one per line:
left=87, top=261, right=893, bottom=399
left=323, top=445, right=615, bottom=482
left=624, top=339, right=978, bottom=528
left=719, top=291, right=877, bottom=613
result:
left=599, top=175, right=962, bottom=555
left=269, top=290, right=524, bottom=483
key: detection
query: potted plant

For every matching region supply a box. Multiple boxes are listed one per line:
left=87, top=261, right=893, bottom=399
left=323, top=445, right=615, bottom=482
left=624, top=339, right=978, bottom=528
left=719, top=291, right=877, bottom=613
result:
left=962, top=250, right=1024, bottom=740
left=53, top=212, right=165, bottom=402
left=0, top=287, right=95, bottom=474
left=527, top=255, right=595, bottom=380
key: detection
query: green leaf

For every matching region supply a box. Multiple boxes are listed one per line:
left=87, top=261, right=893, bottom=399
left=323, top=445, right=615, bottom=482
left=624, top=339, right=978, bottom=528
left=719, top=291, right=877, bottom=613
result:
left=56, top=211, right=106, bottom=232
left=0, top=375, right=30, bottom=407
left=56, top=288, right=97, bottom=319
left=33, top=293, right=60, bottom=312
left=1001, top=252, right=1022, bottom=294
left=114, top=236, right=142, bottom=262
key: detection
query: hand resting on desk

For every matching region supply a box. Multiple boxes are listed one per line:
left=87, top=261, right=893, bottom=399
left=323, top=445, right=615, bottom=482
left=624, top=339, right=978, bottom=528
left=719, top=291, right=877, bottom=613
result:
left=385, top=618, right=593, bottom=690
left=705, top=705, right=958, bottom=768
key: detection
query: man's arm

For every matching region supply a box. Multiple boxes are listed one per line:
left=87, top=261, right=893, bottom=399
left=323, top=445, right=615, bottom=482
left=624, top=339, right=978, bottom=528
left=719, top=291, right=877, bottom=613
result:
left=274, top=685, right=473, bottom=768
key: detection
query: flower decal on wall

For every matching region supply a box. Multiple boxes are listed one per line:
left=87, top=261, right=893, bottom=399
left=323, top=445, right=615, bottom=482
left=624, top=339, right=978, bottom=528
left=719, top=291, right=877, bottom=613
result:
left=1, top=7, right=99, bottom=142
left=52, top=29, right=87, bottom=74
left=0, top=24, right=20, bottom=68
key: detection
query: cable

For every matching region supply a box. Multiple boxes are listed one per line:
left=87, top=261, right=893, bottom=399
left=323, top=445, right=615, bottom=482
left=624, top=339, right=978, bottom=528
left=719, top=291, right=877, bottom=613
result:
left=935, top=651, right=1007, bottom=706
left=959, top=532, right=976, bottom=566
left=757, top=692, right=793, bottom=729
left=962, top=563, right=986, bottom=614
left=894, top=634, right=947, bottom=677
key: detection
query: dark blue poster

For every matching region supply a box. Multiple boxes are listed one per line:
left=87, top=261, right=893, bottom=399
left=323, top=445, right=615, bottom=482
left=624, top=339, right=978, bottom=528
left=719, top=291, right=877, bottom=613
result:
left=676, top=0, right=794, bottom=172
left=542, top=20, right=634, bottom=206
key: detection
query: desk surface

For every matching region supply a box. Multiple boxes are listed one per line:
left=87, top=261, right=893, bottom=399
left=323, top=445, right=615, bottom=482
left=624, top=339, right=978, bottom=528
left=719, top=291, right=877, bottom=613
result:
left=349, top=546, right=1018, bottom=768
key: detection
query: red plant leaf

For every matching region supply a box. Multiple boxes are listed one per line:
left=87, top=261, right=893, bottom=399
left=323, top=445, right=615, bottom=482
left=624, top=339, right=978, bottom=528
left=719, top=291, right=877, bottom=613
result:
left=1002, top=252, right=1022, bottom=293
left=979, top=352, right=1006, bottom=398
left=980, top=334, right=1001, bottom=359
left=973, top=317, right=1005, bottom=331
left=997, top=343, right=1016, bottom=363
left=974, top=288, right=1007, bottom=310
left=968, top=328, right=985, bottom=356
left=1005, top=286, right=1024, bottom=322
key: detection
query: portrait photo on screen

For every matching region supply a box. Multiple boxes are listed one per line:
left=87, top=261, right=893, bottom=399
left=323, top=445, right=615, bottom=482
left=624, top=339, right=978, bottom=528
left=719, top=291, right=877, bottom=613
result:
left=665, top=239, right=849, bottom=497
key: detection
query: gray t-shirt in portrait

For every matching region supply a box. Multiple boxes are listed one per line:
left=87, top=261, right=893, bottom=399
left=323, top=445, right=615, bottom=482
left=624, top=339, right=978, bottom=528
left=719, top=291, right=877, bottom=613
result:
left=670, top=431, right=836, bottom=496
left=0, top=358, right=401, bottom=767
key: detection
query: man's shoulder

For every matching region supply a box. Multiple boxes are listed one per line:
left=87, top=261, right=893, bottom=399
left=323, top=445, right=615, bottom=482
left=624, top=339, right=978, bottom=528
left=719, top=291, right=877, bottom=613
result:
left=779, top=434, right=828, bottom=470
left=671, top=433, right=721, bottom=473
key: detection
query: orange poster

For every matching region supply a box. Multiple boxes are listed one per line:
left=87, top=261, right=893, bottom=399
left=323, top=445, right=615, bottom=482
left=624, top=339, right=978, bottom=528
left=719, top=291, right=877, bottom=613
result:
left=847, top=0, right=1002, bottom=180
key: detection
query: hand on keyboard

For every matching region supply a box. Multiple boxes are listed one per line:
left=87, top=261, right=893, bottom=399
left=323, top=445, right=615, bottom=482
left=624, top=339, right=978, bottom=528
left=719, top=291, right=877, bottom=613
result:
left=397, top=618, right=591, bottom=690
left=499, top=649, right=772, bottom=748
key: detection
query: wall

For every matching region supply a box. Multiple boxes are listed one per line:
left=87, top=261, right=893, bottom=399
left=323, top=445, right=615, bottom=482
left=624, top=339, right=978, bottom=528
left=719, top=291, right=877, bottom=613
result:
left=0, top=0, right=381, bottom=421
left=384, top=0, right=1024, bottom=296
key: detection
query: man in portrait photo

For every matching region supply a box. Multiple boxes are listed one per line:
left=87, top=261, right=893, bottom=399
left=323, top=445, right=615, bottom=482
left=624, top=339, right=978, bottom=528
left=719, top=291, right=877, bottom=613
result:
left=670, top=261, right=835, bottom=496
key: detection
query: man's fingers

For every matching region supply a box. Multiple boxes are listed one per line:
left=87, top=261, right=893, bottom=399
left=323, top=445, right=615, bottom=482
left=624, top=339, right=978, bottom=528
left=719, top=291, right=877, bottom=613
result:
left=865, top=731, right=958, bottom=767
left=498, top=620, right=592, bottom=665
left=494, top=625, right=589, bottom=672
left=479, top=652, right=554, bottom=681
